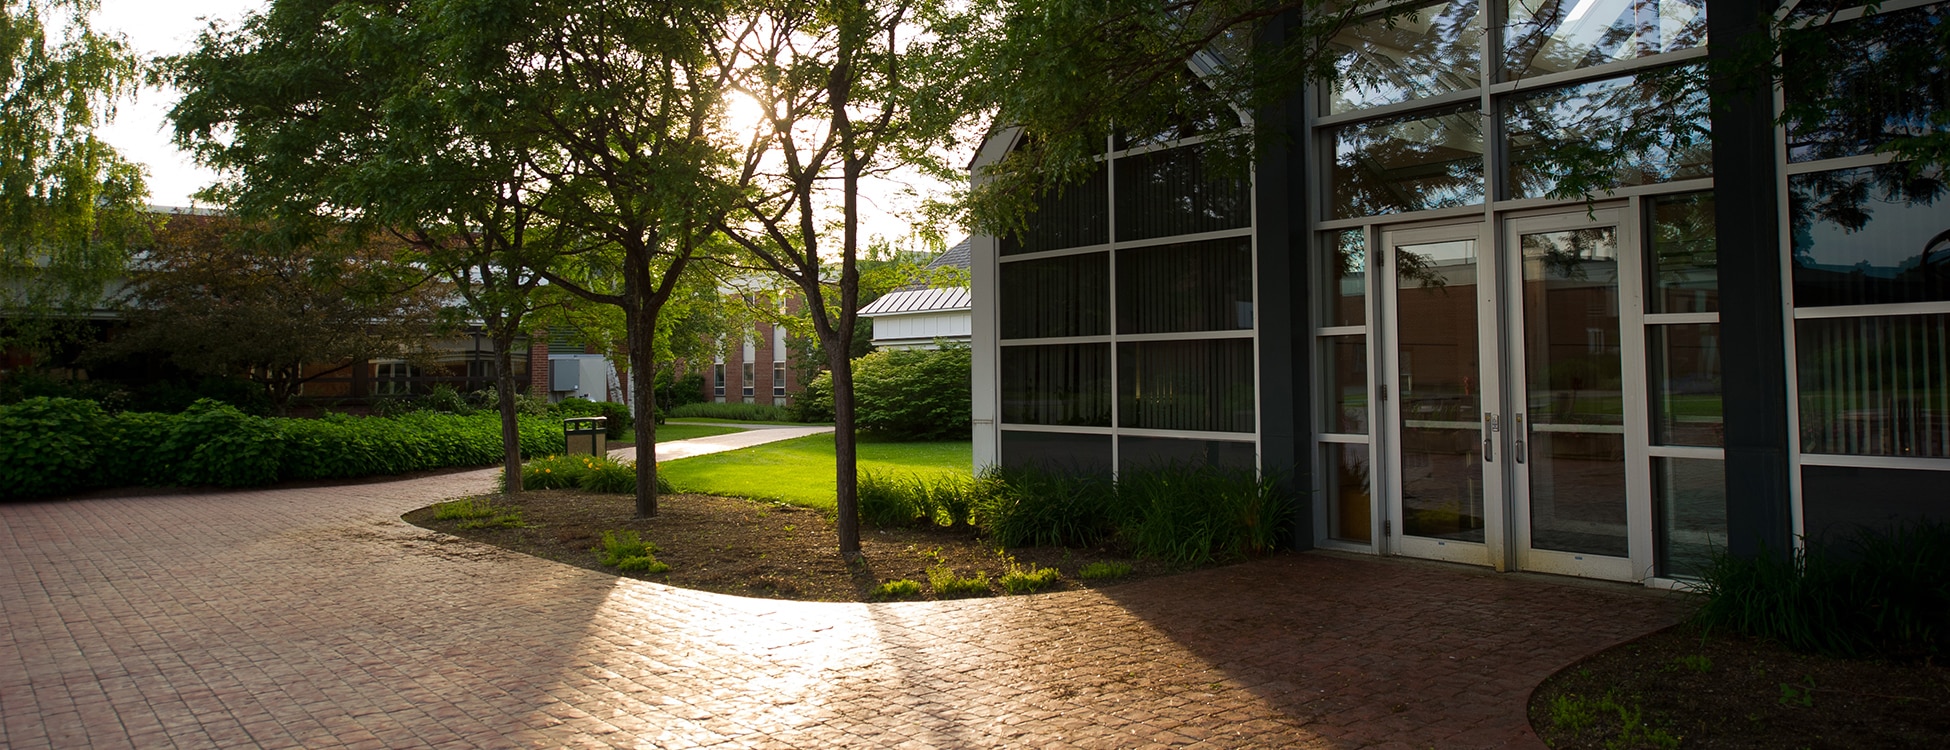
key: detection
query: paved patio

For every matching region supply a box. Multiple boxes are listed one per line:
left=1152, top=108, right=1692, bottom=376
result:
left=1, top=467, right=1692, bottom=749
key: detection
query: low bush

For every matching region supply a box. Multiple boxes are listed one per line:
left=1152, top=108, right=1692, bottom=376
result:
left=971, top=467, right=1120, bottom=548
left=926, top=566, right=991, bottom=598
left=1693, top=519, right=1950, bottom=661
left=1077, top=561, right=1132, bottom=580
left=517, top=454, right=672, bottom=495
left=432, top=497, right=523, bottom=529
left=596, top=529, right=669, bottom=573
left=873, top=579, right=924, bottom=600
left=999, top=564, right=1061, bottom=594
left=670, top=401, right=800, bottom=422
left=0, top=398, right=568, bottom=500
left=654, top=369, right=707, bottom=410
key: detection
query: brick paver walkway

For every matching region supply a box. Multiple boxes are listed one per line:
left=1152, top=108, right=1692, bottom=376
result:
left=1, top=470, right=1692, bottom=749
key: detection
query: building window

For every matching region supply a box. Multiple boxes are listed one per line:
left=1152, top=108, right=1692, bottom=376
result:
left=742, top=362, right=756, bottom=400
left=773, top=362, right=786, bottom=397
left=713, top=363, right=726, bottom=400
left=375, top=361, right=418, bottom=397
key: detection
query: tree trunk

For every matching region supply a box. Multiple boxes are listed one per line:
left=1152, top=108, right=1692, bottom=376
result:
left=494, top=325, right=524, bottom=494
left=624, top=290, right=661, bottom=518
left=828, top=344, right=860, bottom=558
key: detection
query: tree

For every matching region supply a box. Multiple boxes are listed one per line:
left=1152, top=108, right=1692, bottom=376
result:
left=0, top=0, right=148, bottom=351
left=718, top=0, right=966, bottom=558
left=105, top=213, right=445, bottom=412
left=168, top=0, right=569, bottom=491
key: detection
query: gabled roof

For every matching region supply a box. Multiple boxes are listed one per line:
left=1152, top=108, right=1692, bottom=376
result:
left=925, top=237, right=972, bottom=273
left=858, top=286, right=971, bottom=317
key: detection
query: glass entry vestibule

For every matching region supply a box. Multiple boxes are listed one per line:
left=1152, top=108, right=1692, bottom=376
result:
left=1378, top=209, right=1645, bottom=580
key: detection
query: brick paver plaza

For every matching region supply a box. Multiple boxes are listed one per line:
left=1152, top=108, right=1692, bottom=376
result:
left=2, top=468, right=1692, bottom=748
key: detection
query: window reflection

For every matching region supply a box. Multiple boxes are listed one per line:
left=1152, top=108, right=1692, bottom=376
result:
left=1654, top=457, right=1725, bottom=578
left=1646, top=192, right=1717, bottom=313
left=1790, top=165, right=1950, bottom=307
left=1322, top=335, right=1368, bottom=434
left=1332, top=106, right=1484, bottom=218
left=1328, top=0, right=1482, bottom=113
left=1326, top=443, right=1373, bottom=543
left=1648, top=324, right=1722, bottom=447
left=1784, top=2, right=1950, bottom=163
left=1117, top=339, right=1256, bottom=433
left=1503, top=66, right=1711, bottom=199
left=1327, top=229, right=1367, bottom=326
left=1503, top=0, right=1707, bottom=79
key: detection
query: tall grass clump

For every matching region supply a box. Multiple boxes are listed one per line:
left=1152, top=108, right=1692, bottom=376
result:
left=968, top=464, right=1297, bottom=565
left=595, top=529, right=669, bottom=574
left=516, top=455, right=673, bottom=494
left=971, top=467, right=1120, bottom=548
left=859, top=471, right=977, bottom=528
left=1693, top=519, right=1950, bottom=661
left=669, top=402, right=800, bottom=422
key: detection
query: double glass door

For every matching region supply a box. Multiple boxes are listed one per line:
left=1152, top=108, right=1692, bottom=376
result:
left=1378, top=210, right=1648, bottom=580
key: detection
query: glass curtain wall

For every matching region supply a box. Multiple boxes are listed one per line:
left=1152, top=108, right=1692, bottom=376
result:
left=997, top=126, right=1257, bottom=474
left=1780, top=1, right=1950, bottom=540
left=1313, top=0, right=1715, bottom=564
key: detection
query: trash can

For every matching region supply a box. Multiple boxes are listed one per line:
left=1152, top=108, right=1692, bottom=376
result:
left=564, top=416, right=608, bottom=457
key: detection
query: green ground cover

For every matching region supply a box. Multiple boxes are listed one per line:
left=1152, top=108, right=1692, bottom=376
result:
left=658, top=433, right=972, bottom=510
left=627, top=423, right=742, bottom=444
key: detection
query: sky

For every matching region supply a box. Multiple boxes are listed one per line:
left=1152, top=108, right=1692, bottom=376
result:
left=90, top=0, right=961, bottom=247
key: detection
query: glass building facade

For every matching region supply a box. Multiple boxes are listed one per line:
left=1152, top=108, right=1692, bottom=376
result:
left=971, top=0, right=1949, bottom=584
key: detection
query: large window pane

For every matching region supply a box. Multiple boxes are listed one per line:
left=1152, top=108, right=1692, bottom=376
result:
left=1326, top=229, right=1368, bottom=327
left=1784, top=2, right=1950, bottom=163
left=1504, top=0, right=1708, bottom=80
left=1001, top=344, right=1112, bottom=427
left=1001, top=431, right=1112, bottom=473
left=1503, top=66, right=1711, bottom=200
left=1648, top=324, right=1722, bottom=447
left=1646, top=191, right=1717, bottom=313
left=1328, top=0, right=1482, bottom=114
left=1789, top=165, right=1950, bottom=307
left=1654, top=457, right=1725, bottom=578
left=1322, top=335, right=1369, bottom=434
left=1117, top=339, right=1256, bottom=432
left=1326, top=442, right=1373, bottom=544
left=1797, top=314, right=1950, bottom=458
left=1000, top=253, right=1109, bottom=339
left=1114, top=145, right=1251, bottom=241
left=1119, top=436, right=1256, bottom=472
left=1117, top=237, right=1253, bottom=334
left=1332, top=105, right=1485, bottom=219
left=1001, top=161, right=1108, bottom=255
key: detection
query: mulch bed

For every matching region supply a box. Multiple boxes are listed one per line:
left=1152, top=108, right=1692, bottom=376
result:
left=403, top=488, right=1182, bottom=602
left=1529, top=623, right=1950, bottom=749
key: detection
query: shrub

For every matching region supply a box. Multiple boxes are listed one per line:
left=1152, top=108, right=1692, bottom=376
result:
left=162, top=399, right=284, bottom=487
left=551, top=398, right=638, bottom=436
left=654, top=369, right=707, bottom=409
left=998, top=564, right=1061, bottom=594
left=670, top=401, right=799, bottom=422
left=1077, top=561, right=1132, bottom=580
left=1693, top=520, right=1950, bottom=661
left=0, top=397, right=110, bottom=499
left=926, top=566, right=991, bottom=598
left=615, top=555, right=669, bottom=574
left=789, top=372, right=833, bottom=423
left=522, top=454, right=588, bottom=490
left=433, top=497, right=523, bottom=529
left=873, top=579, right=924, bottom=600
left=851, top=345, right=971, bottom=440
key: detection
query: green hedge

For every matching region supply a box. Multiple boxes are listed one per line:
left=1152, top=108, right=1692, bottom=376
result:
left=0, top=397, right=567, bottom=500
left=852, top=345, right=971, bottom=440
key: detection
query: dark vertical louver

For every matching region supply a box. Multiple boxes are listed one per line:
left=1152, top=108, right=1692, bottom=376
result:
left=1000, top=344, right=1113, bottom=426
left=1115, top=145, right=1252, bottom=241
left=1117, top=237, right=1254, bottom=334
left=1117, top=339, right=1256, bottom=432
left=1001, top=162, right=1110, bottom=255
left=1000, top=252, right=1110, bottom=339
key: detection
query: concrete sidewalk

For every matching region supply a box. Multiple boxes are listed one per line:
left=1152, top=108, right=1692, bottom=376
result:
left=610, top=423, right=834, bottom=462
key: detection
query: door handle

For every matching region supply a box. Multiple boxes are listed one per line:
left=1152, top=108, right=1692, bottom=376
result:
left=1514, top=413, right=1527, bottom=464
left=1482, top=412, right=1495, bottom=463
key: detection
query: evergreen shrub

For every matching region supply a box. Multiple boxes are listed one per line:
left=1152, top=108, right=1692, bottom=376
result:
left=851, top=345, right=971, bottom=440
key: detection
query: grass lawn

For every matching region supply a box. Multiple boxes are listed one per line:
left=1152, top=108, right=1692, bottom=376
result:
left=667, top=416, right=828, bottom=427
left=624, top=423, right=743, bottom=444
left=659, top=433, right=972, bottom=510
